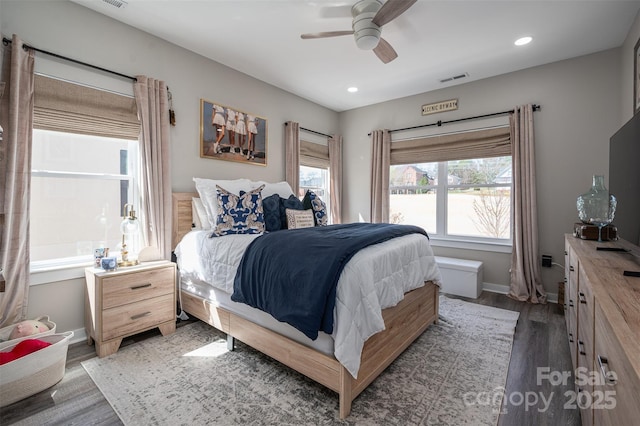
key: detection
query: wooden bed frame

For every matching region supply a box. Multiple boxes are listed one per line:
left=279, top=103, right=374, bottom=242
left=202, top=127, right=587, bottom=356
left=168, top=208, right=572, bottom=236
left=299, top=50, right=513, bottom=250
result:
left=172, top=192, right=439, bottom=419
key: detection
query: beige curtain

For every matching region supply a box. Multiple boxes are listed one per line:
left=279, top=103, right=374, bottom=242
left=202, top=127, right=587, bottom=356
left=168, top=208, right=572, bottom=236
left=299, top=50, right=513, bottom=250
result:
left=300, top=140, right=329, bottom=168
left=370, top=129, right=391, bottom=223
left=285, top=121, right=300, bottom=196
left=328, top=135, right=342, bottom=224
left=0, top=35, right=35, bottom=327
left=508, top=104, right=546, bottom=303
left=134, top=76, right=172, bottom=259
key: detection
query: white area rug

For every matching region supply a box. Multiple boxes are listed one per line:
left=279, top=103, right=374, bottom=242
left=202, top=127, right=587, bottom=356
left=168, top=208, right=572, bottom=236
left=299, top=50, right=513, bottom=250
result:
left=82, top=296, right=519, bottom=425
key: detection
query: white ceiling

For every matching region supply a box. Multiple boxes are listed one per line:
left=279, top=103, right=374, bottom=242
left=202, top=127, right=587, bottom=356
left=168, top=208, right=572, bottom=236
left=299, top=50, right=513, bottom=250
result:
left=73, top=0, right=640, bottom=112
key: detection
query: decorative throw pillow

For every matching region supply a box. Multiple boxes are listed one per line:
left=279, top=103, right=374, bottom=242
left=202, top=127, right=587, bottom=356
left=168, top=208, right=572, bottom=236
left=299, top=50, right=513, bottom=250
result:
left=213, top=184, right=265, bottom=236
left=262, top=193, right=282, bottom=232
left=279, top=194, right=305, bottom=228
left=286, top=208, right=315, bottom=229
left=302, top=190, right=329, bottom=226
left=194, top=177, right=253, bottom=228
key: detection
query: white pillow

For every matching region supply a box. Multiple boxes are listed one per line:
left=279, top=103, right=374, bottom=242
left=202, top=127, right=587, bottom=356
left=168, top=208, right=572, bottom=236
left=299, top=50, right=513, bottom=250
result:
left=251, top=180, right=295, bottom=198
left=191, top=197, right=210, bottom=230
left=193, top=178, right=253, bottom=228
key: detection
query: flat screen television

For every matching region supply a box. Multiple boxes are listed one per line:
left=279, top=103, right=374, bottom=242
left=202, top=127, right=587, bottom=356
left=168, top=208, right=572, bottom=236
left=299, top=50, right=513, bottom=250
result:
left=609, top=112, right=640, bottom=246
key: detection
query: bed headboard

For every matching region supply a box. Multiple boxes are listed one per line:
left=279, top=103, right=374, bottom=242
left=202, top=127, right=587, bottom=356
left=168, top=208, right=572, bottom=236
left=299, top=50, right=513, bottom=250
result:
left=172, top=192, right=198, bottom=249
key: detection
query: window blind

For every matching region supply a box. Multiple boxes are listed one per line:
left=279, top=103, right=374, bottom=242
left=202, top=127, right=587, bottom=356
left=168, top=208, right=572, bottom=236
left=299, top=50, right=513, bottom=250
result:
left=300, top=139, right=330, bottom=169
left=33, top=75, right=140, bottom=140
left=390, top=126, right=510, bottom=165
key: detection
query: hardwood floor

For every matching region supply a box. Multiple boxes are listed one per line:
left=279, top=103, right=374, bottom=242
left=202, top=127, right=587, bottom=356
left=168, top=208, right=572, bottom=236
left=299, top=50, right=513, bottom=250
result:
left=0, top=292, right=580, bottom=425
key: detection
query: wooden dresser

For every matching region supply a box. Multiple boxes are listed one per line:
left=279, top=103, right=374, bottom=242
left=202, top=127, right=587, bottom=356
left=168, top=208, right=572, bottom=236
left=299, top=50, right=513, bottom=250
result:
left=564, top=235, right=640, bottom=425
left=85, top=260, right=176, bottom=357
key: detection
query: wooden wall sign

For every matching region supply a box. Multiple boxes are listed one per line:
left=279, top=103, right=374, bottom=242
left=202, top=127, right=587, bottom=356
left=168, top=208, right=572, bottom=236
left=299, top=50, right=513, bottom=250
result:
left=421, top=99, right=458, bottom=116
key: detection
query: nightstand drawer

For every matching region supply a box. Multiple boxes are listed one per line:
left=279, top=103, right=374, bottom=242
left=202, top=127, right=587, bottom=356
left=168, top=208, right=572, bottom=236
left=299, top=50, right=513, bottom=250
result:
left=102, top=267, right=174, bottom=309
left=102, top=293, right=174, bottom=341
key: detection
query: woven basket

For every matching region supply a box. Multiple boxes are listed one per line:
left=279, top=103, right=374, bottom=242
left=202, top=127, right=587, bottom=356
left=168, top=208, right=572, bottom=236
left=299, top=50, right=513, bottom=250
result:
left=0, top=331, right=73, bottom=407
left=0, top=315, right=57, bottom=343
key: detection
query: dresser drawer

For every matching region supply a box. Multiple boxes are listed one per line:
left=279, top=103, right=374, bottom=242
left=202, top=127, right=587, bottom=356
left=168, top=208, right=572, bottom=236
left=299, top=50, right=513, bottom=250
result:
left=102, top=293, right=174, bottom=341
left=102, top=267, right=174, bottom=309
left=594, top=303, right=640, bottom=425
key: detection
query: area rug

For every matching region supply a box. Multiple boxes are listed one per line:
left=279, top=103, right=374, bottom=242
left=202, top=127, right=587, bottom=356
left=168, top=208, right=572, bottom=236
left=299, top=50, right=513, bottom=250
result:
left=82, top=296, right=519, bottom=425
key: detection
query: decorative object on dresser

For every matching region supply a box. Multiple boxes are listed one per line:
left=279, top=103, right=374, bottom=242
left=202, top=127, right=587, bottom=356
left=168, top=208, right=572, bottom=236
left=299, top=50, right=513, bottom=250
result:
left=576, top=175, right=616, bottom=242
left=81, top=296, right=519, bottom=424
left=84, top=260, right=176, bottom=357
left=563, top=235, right=640, bottom=425
left=118, top=203, right=140, bottom=267
left=573, top=222, right=617, bottom=241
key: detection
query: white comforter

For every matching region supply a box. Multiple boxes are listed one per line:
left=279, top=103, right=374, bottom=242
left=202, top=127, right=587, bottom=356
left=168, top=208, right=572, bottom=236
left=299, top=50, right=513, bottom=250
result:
left=175, top=229, right=441, bottom=378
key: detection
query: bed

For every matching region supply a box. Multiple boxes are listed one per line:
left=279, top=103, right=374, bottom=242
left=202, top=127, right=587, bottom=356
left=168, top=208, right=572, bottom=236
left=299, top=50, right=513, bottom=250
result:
left=172, top=189, right=440, bottom=419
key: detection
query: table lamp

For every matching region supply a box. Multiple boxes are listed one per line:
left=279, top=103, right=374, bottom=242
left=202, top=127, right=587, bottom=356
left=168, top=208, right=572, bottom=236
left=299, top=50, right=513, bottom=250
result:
left=119, top=203, right=140, bottom=267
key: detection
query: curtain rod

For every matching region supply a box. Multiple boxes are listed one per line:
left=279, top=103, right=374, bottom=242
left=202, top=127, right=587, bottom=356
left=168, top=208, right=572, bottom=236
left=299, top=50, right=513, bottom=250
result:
left=285, top=122, right=332, bottom=138
left=368, top=104, right=541, bottom=136
left=3, top=37, right=137, bottom=82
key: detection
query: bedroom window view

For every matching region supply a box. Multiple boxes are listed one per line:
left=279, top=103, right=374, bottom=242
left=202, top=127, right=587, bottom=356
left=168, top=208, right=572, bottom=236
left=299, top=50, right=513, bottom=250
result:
left=299, top=164, right=331, bottom=222
left=390, top=156, right=512, bottom=242
left=30, top=129, right=138, bottom=265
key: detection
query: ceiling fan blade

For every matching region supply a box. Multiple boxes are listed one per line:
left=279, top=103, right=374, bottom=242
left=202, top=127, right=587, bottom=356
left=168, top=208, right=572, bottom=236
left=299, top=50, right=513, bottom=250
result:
left=373, top=37, right=398, bottom=64
left=301, top=30, right=354, bottom=40
left=372, top=0, right=418, bottom=27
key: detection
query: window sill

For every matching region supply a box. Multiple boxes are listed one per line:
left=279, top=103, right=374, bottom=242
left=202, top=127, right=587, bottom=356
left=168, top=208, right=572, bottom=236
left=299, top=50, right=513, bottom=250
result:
left=30, top=259, right=93, bottom=286
left=428, top=237, right=512, bottom=253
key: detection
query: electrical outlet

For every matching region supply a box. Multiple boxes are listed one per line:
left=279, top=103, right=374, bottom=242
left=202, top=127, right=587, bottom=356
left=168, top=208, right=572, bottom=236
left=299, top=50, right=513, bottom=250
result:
left=542, top=255, right=552, bottom=267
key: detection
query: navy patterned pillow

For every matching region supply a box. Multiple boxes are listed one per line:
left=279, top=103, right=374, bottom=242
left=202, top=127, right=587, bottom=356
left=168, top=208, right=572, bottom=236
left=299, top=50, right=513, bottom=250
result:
left=262, top=193, right=282, bottom=232
left=302, top=190, right=328, bottom=226
left=213, top=184, right=265, bottom=236
left=279, top=194, right=304, bottom=229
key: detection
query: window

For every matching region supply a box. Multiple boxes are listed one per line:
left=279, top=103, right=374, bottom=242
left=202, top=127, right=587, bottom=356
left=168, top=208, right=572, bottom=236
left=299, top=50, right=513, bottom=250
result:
left=387, top=126, right=513, bottom=245
left=30, top=130, right=139, bottom=265
left=299, top=139, right=332, bottom=223
left=390, top=156, right=512, bottom=243
left=29, top=75, right=140, bottom=269
left=299, top=165, right=331, bottom=221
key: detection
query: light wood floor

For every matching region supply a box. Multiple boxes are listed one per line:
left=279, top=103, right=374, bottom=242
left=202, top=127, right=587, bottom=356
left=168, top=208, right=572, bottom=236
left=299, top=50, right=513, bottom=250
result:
left=0, top=292, right=580, bottom=425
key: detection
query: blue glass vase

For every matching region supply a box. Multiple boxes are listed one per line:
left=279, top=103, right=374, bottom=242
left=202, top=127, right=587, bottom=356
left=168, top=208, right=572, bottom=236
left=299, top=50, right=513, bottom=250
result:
left=576, top=175, right=617, bottom=242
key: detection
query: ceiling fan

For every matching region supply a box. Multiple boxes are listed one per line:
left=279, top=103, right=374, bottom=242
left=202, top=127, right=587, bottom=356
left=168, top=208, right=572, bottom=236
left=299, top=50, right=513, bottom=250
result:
left=301, top=0, right=417, bottom=64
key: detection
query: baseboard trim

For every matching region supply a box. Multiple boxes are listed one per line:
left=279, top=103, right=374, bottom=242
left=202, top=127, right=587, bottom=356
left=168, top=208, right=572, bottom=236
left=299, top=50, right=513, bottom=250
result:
left=482, top=282, right=558, bottom=304
left=69, top=327, right=87, bottom=345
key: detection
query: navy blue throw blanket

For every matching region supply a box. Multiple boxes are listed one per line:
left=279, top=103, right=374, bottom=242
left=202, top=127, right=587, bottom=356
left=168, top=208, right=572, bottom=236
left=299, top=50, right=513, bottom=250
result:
left=231, top=223, right=428, bottom=340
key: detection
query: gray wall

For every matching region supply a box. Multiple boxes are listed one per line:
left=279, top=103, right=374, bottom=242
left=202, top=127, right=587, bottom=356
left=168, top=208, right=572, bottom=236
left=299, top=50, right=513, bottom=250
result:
left=2, top=0, right=638, bottom=334
left=1, top=0, right=338, bottom=335
left=339, top=48, right=623, bottom=296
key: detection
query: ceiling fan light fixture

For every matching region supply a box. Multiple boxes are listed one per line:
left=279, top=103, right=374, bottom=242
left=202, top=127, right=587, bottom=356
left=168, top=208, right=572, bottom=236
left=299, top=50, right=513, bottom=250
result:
left=355, top=32, right=380, bottom=50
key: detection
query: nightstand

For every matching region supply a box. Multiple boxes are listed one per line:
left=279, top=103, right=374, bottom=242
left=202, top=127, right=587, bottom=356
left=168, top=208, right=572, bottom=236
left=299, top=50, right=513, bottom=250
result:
left=84, top=260, right=176, bottom=357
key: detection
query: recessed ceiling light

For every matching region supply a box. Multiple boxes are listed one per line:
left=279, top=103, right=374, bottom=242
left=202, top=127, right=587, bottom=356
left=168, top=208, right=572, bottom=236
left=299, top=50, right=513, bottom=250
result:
left=347, top=87, right=358, bottom=93
left=514, top=36, right=532, bottom=46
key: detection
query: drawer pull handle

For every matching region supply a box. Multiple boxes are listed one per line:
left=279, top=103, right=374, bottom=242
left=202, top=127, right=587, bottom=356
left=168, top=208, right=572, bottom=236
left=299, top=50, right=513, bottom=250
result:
left=131, top=311, right=151, bottom=320
left=569, top=266, right=575, bottom=272
left=131, top=283, right=152, bottom=290
left=597, top=355, right=618, bottom=385
left=578, top=340, right=586, bottom=356
left=579, top=292, right=587, bottom=304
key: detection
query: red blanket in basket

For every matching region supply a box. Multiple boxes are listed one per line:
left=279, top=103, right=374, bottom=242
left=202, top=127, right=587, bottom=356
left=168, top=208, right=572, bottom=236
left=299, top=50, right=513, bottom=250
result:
left=0, top=339, right=52, bottom=365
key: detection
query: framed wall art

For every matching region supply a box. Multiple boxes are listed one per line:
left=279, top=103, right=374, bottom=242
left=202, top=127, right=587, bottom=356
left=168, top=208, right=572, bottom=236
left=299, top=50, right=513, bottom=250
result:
left=635, top=37, right=640, bottom=115
left=200, top=99, right=267, bottom=166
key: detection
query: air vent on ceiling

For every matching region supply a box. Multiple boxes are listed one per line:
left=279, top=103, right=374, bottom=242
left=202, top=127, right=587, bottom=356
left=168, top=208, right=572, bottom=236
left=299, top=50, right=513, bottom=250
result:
left=439, top=73, right=469, bottom=84
left=102, top=0, right=127, bottom=9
